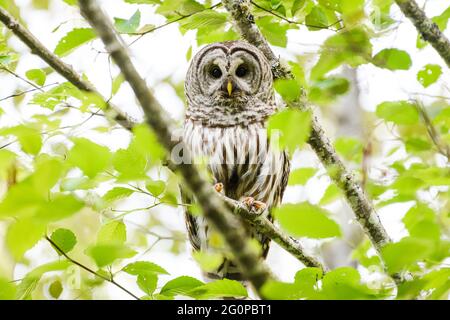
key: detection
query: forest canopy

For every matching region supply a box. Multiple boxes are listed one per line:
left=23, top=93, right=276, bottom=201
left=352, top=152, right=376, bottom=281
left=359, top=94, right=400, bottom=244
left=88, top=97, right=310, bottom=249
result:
left=0, top=0, right=449, bottom=300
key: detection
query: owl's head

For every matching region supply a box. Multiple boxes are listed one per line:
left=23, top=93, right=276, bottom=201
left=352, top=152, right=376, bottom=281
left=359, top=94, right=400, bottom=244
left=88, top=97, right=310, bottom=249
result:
left=185, top=41, right=273, bottom=106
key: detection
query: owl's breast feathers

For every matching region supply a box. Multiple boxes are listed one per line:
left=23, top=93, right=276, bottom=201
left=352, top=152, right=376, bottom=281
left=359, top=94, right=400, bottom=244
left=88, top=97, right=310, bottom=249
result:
left=183, top=120, right=289, bottom=211
left=183, top=119, right=290, bottom=279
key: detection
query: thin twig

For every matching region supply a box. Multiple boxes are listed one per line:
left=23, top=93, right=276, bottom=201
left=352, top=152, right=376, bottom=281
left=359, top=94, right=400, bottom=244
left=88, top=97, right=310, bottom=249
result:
left=45, top=235, right=140, bottom=300
left=394, top=0, right=450, bottom=67
left=128, top=3, right=222, bottom=46
left=0, top=66, right=45, bottom=91
left=250, top=1, right=343, bottom=31
left=0, top=82, right=59, bottom=102
left=415, top=101, right=450, bottom=159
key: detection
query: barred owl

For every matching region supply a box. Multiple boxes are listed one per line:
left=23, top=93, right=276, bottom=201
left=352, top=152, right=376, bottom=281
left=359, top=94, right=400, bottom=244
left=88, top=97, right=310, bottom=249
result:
left=183, top=41, right=290, bottom=280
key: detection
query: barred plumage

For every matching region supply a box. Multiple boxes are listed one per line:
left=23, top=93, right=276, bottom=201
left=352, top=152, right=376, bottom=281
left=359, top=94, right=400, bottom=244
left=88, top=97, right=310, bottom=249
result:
left=183, top=41, right=290, bottom=279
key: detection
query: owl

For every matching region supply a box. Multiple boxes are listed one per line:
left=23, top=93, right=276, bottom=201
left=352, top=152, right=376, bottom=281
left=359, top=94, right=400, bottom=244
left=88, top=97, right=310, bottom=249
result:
left=183, top=41, right=290, bottom=280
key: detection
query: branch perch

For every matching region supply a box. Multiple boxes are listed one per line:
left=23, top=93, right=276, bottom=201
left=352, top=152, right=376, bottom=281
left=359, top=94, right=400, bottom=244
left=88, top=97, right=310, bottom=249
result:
left=394, top=0, right=450, bottom=68
left=221, top=0, right=392, bottom=256
left=78, top=0, right=274, bottom=295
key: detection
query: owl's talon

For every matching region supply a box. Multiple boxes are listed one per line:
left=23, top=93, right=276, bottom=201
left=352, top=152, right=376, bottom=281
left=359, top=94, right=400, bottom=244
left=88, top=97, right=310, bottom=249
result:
left=242, top=197, right=266, bottom=214
left=253, top=200, right=266, bottom=211
left=214, top=182, right=224, bottom=193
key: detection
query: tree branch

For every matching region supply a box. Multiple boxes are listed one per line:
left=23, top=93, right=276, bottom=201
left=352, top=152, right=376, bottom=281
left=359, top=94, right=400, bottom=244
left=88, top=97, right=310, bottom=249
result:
left=0, top=3, right=325, bottom=276
left=220, top=194, right=325, bottom=271
left=78, top=0, right=274, bottom=296
left=222, top=0, right=292, bottom=79
left=45, top=236, right=140, bottom=300
left=394, top=0, right=450, bottom=68
left=0, top=7, right=135, bottom=129
left=221, top=0, right=392, bottom=259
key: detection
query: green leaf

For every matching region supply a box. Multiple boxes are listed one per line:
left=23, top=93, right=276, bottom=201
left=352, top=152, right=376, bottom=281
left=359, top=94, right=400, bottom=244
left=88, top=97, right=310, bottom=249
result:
left=305, top=6, right=328, bottom=31
left=180, top=10, right=227, bottom=30
left=0, top=125, right=42, bottom=155
left=352, top=240, right=382, bottom=268
left=262, top=267, right=323, bottom=300
left=334, top=136, right=363, bottom=162
left=111, top=74, right=125, bottom=96
left=62, top=0, right=77, bottom=5
left=97, top=220, right=127, bottom=244
left=402, top=204, right=440, bottom=241
left=25, top=69, right=46, bottom=86
left=137, top=274, right=158, bottom=295
left=321, top=267, right=379, bottom=299
left=102, top=187, right=134, bottom=204
left=125, top=0, right=161, bottom=4
left=16, top=260, right=70, bottom=299
left=145, top=180, right=166, bottom=197
left=256, top=16, right=289, bottom=47
left=114, top=10, right=141, bottom=34
left=291, top=0, right=306, bottom=16
left=35, top=194, right=84, bottom=222
left=320, top=183, right=341, bottom=205
left=0, top=277, right=16, bottom=300
left=275, top=203, right=341, bottom=238
left=372, top=48, right=412, bottom=70
left=48, top=280, right=63, bottom=299
left=267, top=109, right=311, bottom=155
left=288, top=167, right=316, bottom=185
left=311, top=27, right=372, bottom=80
left=193, top=251, right=224, bottom=272
left=160, top=276, right=204, bottom=297
left=261, top=281, right=306, bottom=300
left=112, top=147, right=147, bottom=180
left=188, top=279, right=247, bottom=299
left=274, top=79, right=301, bottom=101
left=309, top=77, right=350, bottom=104
left=381, top=237, right=434, bottom=273
left=54, top=28, right=96, bottom=57
left=123, top=261, right=169, bottom=276
left=157, top=0, right=203, bottom=19
left=376, top=101, right=419, bottom=125
left=50, top=228, right=77, bottom=254
left=417, top=64, right=442, bottom=88
left=68, top=138, right=112, bottom=178
left=0, top=156, right=64, bottom=218
left=7, top=218, right=46, bottom=260
left=86, top=244, right=137, bottom=267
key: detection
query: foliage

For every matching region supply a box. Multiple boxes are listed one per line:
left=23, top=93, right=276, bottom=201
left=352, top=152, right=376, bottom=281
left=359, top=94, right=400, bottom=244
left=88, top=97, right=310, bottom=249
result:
left=0, top=0, right=448, bottom=301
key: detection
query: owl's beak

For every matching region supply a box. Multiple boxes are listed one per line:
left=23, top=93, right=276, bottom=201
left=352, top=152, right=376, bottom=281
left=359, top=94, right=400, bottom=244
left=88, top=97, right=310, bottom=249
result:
left=227, top=79, right=233, bottom=96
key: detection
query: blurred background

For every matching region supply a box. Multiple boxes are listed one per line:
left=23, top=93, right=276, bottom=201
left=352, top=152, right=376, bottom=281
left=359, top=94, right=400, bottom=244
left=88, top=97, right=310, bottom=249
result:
left=0, top=0, right=448, bottom=299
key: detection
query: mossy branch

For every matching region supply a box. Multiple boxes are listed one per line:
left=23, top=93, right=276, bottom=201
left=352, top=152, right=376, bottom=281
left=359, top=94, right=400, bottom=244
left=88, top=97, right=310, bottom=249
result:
left=221, top=0, right=392, bottom=260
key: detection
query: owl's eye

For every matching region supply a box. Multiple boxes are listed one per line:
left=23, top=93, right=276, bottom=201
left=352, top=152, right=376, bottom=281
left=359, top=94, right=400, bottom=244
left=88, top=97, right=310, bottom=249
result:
left=235, top=65, right=248, bottom=77
left=209, top=66, right=222, bottom=79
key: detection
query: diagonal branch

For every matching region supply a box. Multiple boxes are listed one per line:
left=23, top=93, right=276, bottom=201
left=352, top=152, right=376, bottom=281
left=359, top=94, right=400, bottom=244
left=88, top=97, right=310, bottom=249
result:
left=394, top=0, right=450, bottom=68
left=0, top=7, right=135, bottom=130
left=222, top=0, right=292, bottom=79
left=0, top=4, right=324, bottom=275
left=220, top=194, right=325, bottom=270
left=221, top=0, right=392, bottom=260
left=78, top=0, right=273, bottom=296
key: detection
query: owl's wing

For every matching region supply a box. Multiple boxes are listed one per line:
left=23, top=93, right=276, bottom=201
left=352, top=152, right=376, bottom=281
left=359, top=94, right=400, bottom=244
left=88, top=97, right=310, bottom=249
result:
left=180, top=186, right=201, bottom=251
left=277, top=150, right=291, bottom=206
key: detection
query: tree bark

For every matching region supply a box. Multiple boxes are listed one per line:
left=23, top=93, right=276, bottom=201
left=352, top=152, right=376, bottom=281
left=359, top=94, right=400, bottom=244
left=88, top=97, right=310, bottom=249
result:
left=78, top=0, right=276, bottom=296
left=395, top=0, right=450, bottom=68
left=222, top=0, right=392, bottom=258
left=0, top=5, right=324, bottom=273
